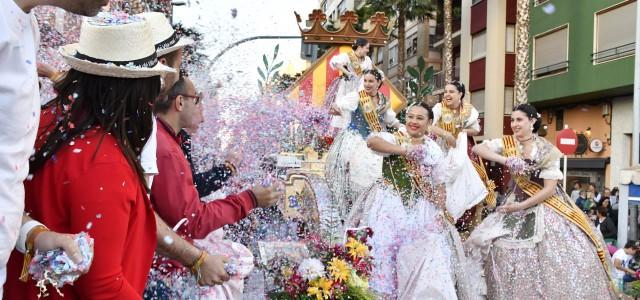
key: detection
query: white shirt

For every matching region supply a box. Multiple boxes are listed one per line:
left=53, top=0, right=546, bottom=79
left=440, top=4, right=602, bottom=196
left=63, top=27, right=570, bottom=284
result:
left=0, top=0, right=41, bottom=294
left=140, top=116, right=158, bottom=188
left=612, top=248, right=633, bottom=279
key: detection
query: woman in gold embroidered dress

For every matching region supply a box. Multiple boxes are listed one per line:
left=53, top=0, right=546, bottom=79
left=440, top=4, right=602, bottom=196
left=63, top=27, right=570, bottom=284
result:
left=467, top=104, right=616, bottom=299
left=429, top=81, right=493, bottom=234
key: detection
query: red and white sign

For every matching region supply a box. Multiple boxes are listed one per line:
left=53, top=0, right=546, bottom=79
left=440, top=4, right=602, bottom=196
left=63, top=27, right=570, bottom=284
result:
left=556, top=128, right=578, bottom=155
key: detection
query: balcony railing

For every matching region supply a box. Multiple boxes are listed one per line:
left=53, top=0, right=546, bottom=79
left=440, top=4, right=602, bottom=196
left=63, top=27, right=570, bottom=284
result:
left=592, top=42, right=635, bottom=64
left=431, top=67, right=460, bottom=92
left=531, top=61, right=569, bottom=79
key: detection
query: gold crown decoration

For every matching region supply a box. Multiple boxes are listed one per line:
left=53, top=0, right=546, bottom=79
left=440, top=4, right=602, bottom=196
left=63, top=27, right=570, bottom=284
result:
left=294, top=9, right=389, bottom=47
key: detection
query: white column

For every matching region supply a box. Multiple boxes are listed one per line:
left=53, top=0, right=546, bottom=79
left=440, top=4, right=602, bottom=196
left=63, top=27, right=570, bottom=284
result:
left=483, top=0, right=507, bottom=139
left=633, top=0, right=640, bottom=166
left=459, top=0, right=472, bottom=92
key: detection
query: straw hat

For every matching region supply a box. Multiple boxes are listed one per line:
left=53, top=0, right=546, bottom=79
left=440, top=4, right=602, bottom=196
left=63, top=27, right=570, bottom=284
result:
left=60, top=12, right=176, bottom=78
left=138, top=12, right=194, bottom=57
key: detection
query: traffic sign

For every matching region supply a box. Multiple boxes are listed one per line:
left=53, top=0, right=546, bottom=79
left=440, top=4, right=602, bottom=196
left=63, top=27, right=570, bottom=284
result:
left=556, top=128, right=578, bottom=155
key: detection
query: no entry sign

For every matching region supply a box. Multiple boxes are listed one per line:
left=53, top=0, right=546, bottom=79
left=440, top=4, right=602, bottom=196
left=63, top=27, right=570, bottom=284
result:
left=556, top=128, right=578, bottom=155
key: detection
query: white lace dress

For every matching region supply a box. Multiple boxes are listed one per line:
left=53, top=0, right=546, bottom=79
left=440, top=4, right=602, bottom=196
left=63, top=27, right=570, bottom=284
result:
left=346, top=132, right=485, bottom=299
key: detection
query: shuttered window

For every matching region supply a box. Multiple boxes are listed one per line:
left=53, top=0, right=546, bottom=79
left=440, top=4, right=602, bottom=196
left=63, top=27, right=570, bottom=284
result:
left=594, top=1, right=636, bottom=63
left=533, top=25, right=568, bottom=78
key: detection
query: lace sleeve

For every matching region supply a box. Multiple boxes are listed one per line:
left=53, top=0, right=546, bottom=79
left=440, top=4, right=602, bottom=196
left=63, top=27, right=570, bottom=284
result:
left=432, top=103, right=442, bottom=125
left=329, top=53, right=349, bottom=70
left=465, top=106, right=481, bottom=132
left=481, top=138, right=504, bottom=154
left=539, top=159, right=563, bottom=180
left=362, top=56, right=373, bottom=71
left=367, top=132, right=397, bottom=157
left=421, top=139, right=444, bottom=166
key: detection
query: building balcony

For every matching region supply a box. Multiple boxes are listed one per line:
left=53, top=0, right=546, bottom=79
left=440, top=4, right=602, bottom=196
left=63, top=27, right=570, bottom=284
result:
left=592, top=42, right=635, bottom=64
left=431, top=66, right=460, bottom=93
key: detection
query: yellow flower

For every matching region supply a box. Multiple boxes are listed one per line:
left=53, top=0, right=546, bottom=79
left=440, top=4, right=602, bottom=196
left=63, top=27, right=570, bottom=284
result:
left=327, top=258, right=351, bottom=282
left=281, top=266, right=294, bottom=278
left=345, top=238, right=369, bottom=259
left=307, top=277, right=333, bottom=300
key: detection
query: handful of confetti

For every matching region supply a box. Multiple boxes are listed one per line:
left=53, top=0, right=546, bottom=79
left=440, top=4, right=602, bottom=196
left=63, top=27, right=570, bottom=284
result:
left=224, top=262, right=238, bottom=276
left=29, top=232, right=94, bottom=297
left=505, top=157, right=528, bottom=175
left=405, top=145, right=426, bottom=163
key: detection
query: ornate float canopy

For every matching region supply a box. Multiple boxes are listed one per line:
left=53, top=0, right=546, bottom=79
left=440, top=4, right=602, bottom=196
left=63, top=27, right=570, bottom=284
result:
left=294, top=9, right=389, bottom=47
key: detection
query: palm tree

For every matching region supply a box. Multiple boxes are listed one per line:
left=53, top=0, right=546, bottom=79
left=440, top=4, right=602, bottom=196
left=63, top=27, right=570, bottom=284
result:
left=359, top=0, right=436, bottom=95
left=443, top=0, right=453, bottom=83
left=514, top=0, right=530, bottom=105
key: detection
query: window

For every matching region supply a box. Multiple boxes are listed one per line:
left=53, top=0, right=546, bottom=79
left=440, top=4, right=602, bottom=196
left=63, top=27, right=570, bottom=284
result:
left=471, top=31, right=486, bottom=61
left=505, top=25, right=515, bottom=53
left=407, top=34, right=418, bottom=58
left=376, top=49, right=384, bottom=66
left=472, top=0, right=483, bottom=5
left=594, top=0, right=637, bottom=63
left=471, top=90, right=485, bottom=114
left=533, top=25, right=568, bottom=78
left=389, top=45, right=398, bottom=66
left=504, top=87, right=514, bottom=113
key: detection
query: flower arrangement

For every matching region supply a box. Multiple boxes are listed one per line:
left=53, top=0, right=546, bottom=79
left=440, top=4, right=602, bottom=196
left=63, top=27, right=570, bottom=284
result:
left=267, top=228, right=375, bottom=300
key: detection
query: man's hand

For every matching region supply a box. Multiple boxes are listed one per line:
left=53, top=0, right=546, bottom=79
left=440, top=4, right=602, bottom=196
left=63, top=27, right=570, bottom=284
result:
left=225, top=150, right=243, bottom=168
left=251, top=184, right=283, bottom=208
left=36, top=62, right=57, bottom=79
left=198, top=254, right=230, bottom=286
left=34, top=231, right=85, bottom=265
left=329, top=104, right=342, bottom=116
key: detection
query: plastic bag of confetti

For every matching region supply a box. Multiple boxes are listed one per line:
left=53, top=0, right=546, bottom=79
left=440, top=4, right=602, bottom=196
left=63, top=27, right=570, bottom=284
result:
left=28, top=232, right=94, bottom=295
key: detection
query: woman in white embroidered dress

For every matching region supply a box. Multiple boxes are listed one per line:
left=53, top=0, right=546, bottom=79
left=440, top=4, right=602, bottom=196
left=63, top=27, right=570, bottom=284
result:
left=324, top=69, right=399, bottom=237
left=346, top=103, right=485, bottom=299
left=466, top=104, right=616, bottom=300
left=327, top=38, right=373, bottom=128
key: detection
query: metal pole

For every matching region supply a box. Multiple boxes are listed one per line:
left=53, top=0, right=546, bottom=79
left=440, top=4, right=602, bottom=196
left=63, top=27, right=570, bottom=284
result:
left=633, top=0, right=640, bottom=166
left=211, top=36, right=302, bottom=66
left=563, top=155, right=567, bottom=191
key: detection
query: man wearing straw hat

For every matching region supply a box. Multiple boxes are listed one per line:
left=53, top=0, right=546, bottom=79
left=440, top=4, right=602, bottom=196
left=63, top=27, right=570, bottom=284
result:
left=137, top=11, right=195, bottom=190
left=0, top=0, right=108, bottom=297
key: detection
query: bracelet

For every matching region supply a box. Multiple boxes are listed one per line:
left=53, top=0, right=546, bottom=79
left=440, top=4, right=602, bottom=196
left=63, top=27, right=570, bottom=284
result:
left=49, top=71, right=65, bottom=83
left=20, top=225, right=49, bottom=282
left=224, top=161, right=237, bottom=176
left=189, top=250, right=208, bottom=282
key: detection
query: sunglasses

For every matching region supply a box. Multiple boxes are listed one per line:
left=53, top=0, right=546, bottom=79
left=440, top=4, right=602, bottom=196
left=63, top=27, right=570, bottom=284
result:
left=178, top=94, right=201, bottom=105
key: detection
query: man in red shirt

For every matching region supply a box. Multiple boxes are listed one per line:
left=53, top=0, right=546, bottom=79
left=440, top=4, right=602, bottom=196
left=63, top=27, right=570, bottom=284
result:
left=152, top=76, right=282, bottom=239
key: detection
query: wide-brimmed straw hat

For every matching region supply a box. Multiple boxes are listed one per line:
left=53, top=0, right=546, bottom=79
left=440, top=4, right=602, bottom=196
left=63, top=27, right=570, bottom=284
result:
left=60, top=12, right=176, bottom=78
left=138, top=12, right=194, bottom=57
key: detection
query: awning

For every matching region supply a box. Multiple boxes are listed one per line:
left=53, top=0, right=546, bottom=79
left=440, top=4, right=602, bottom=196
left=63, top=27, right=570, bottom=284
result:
left=560, top=158, right=609, bottom=169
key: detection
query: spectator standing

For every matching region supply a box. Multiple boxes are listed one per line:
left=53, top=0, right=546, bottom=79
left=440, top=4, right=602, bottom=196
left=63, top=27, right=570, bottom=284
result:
left=595, top=206, right=617, bottom=241
left=588, top=183, right=602, bottom=204
left=570, top=181, right=582, bottom=202
left=575, top=190, right=587, bottom=210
